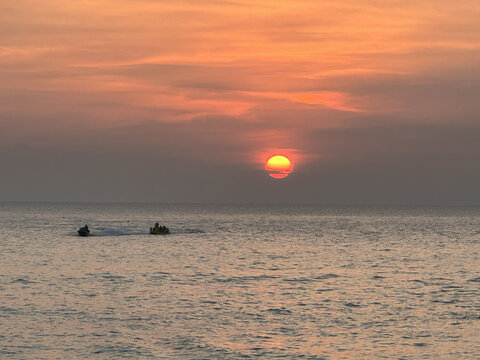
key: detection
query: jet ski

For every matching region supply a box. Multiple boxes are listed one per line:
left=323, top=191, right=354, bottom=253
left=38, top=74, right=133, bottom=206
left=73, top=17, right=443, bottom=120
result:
left=77, top=224, right=90, bottom=237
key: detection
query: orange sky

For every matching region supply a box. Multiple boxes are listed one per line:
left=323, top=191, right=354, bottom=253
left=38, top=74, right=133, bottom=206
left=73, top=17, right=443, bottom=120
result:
left=1, top=0, right=480, bottom=202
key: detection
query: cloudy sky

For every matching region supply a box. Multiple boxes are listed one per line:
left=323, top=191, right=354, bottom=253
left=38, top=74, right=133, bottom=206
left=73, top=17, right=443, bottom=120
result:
left=1, top=0, right=479, bottom=204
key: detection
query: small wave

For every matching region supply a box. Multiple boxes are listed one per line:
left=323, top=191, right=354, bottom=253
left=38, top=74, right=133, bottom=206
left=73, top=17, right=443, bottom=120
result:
left=266, top=307, right=292, bottom=315
left=0, top=306, right=21, bottom=314
left=413, top=342, right=429, bottom=347
left=199, top=300, right=218, bottom=305
left=344, top=302, right=362, bottom=307
left=98, top=273, right=132, bottom=283
left=283, top=277, right=315, bottom=283
left=0, top=348, right=19, bottom=355
left=213, top=275, right=280, bottom=283
left=314, top=273, right=342, bottom=280
left=11, top=278, right=35, bottom=284
left=284, top=275, right=342, bottom=283
left=316, top=288, right=337, bottom=293
left=431, top=299, right=458, bottom=304
left=451, top=312, right=480, bottom=320
left=92, top=344, right=152, bottom=357
left=408, top=279, right=429, bottom=285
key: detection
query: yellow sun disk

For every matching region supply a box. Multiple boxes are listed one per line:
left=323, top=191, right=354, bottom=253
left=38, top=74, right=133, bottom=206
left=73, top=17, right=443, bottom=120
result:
left=265, top=155, right=293, bottom=179
left=265, top=155, right=292, bottom=171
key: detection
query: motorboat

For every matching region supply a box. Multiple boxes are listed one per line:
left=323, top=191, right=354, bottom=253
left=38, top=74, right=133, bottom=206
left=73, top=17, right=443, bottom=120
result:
left=150, top=223, right=170, bottom=235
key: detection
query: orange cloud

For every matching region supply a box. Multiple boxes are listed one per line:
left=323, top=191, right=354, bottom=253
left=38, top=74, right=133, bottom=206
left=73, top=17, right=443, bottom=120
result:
left=2, top=0, right=480, bottom=167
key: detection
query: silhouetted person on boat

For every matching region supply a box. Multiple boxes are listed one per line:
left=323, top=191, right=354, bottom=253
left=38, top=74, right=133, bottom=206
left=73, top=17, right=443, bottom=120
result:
left=150, top=222, right=169, bottom=235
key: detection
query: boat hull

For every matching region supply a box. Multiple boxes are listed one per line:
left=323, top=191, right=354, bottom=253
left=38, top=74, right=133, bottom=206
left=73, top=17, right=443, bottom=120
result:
left=77, top=231, right=90, bottom=237
left=150, top=228, right=169, bottom=235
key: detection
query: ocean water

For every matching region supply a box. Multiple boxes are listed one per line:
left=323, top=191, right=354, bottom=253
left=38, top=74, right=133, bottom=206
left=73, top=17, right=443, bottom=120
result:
left=0, top=203, right=479, bottom=359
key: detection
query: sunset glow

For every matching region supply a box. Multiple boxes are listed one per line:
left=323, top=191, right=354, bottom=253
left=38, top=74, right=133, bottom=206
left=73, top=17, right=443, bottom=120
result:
left=1, top=0, right=479, bottom=204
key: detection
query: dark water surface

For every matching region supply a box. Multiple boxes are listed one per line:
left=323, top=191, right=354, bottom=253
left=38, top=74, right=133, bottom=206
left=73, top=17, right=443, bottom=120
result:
left=0, top=203, right=479, bottom=359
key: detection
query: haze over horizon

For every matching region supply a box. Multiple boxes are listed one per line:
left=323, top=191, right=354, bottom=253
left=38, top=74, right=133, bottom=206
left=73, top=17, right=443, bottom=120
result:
left=1, top=0, right=479, bottom=205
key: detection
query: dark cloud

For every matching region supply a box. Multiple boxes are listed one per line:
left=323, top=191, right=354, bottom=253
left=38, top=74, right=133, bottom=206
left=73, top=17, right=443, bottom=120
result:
left=294, top=119, right=480, bottom=205
left=1, top=113, right=478, bottom=204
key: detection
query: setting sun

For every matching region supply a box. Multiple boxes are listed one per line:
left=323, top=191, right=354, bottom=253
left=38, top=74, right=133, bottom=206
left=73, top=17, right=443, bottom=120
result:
left=265, top=155, right=293, bottom=179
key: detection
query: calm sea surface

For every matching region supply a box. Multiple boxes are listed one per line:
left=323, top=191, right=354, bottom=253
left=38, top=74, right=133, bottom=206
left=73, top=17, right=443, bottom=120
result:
left=0, top=203, right=479, bottom=359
